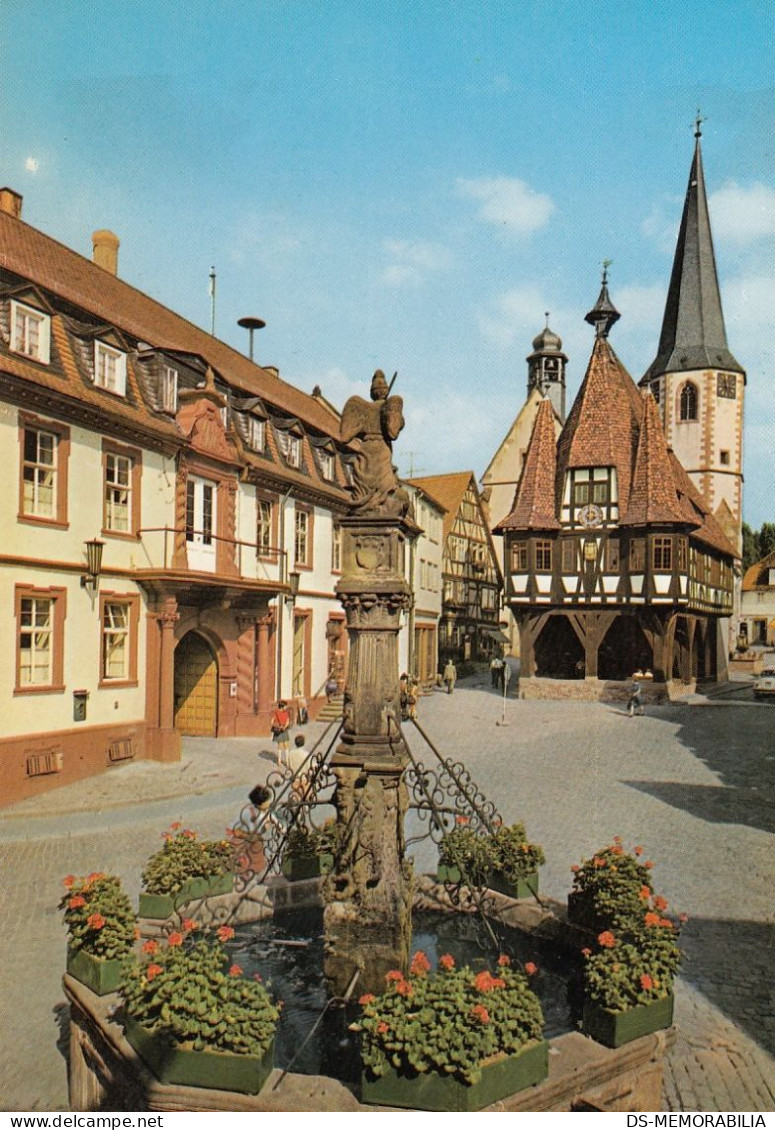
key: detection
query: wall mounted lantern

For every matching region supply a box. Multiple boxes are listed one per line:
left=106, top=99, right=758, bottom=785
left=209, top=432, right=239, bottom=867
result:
left=288, top=570, right=301, bottom=604
left=81, top=538, right=105, bottom=591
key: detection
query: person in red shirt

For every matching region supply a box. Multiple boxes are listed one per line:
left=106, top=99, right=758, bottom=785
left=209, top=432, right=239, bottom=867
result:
left=270, top=700, right=291, bottom=766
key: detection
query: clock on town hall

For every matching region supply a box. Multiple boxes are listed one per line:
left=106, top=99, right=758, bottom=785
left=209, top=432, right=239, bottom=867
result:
left=578, top=502, right=603, bottom=528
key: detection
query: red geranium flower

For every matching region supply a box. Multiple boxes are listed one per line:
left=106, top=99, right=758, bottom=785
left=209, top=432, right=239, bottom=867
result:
left=640, top=974, right=654, bottom=991
left=359, top=993, right=376, bottom=1005
left=141, top=939, right=159, bottom=955
left=570, top=864, right=580, bottom=873
left=639, top=885, right=651, bottom=900
left=170, top=822, right=182, bottom=831
left=146, top=963, right=163, bottom=982
left=644, top=912, right=661, bottom=927
left=439, top=954, right=456, bottom=970
left=167, top=932, right=184, bottom=947
left=644, top=860, right=654, bottom=869
left=581, top=948, right=591, bottom=957
left=63, top=875, right=76, bottom=889
left=473, top=970, right=505, bottom=992
left=471, top=1004, right=490, bottom=1024
left=87, top=913, right=106, bottom=930
left=496, top=954, right=511, bottom=967
left=181, top=918, right=197, bottom=932
left=653, top=895, right=668, bottom=911
left=216, top=925, right=235, bottom=942
left=395, top=980, right=413, bottom=997
left=377, top=1022, right=389, bottom=1034
left=524, top=962, right=538, bottom=976
left=634, top=845, right=644, bottom=856
left=410, top=951, right=431, bottom=976
left=229, top=964, right=243, bottom=976
left=597, top=931, right=616, bottom=948
left=455, top=814, right=470, bottom=825
left=385, top=970, right=404, bottom=983
left=68, top=895, right=86, bottom=909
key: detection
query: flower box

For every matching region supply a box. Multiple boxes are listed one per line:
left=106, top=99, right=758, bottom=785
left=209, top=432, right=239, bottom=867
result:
left=361, top=1039, right=549, bottom=1111
left=125, top=1017, right=274, bottom=1094
left=582, top=993, right=674, bottom=1048
left=67, top=947, right=124, bottom=996
left=488, top=870, right=539, bottom=900
left=138, top=873, right=234, bottom=919
left=281, top=852, right=334, bottom=881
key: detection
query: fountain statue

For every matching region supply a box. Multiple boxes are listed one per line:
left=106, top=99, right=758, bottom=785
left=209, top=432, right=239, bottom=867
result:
left=323, top=370, right=418, bottom=995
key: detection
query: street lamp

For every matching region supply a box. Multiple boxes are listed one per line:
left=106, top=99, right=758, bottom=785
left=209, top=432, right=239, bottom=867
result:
left=80, top=538, right=105, bottom=592
left=288, top=570, right=301, bottom=604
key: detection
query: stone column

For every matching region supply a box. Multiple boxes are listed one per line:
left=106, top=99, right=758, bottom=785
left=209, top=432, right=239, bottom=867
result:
left=157, top=599, right=180, bottom=761
left=256, top=612, right=274, bottom=717
left=323, top=516, right=414, bottom=996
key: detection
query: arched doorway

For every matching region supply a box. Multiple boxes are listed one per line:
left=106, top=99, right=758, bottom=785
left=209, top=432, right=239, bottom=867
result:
left=598, top=616, right=652, bottom=681
left=174, top=632, right=218, bottom=736
left=534, top=616, right=583, bottom=678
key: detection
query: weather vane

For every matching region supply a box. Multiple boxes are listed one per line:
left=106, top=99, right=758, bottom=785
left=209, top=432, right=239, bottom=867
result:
left=694, top=109, right=706, bottom=138
left=602, top=258, right=613, bottom=284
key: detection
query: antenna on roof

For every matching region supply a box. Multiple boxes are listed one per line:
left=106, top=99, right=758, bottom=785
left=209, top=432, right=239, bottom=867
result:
left=209, top=266, right=216, bottom=336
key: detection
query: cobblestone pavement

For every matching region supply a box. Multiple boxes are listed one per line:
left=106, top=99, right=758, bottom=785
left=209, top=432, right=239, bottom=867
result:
left=1, top=680, right=773, bottom=1112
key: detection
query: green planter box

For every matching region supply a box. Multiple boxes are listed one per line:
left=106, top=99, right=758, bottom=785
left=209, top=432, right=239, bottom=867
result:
left=139, top=873, right=234, bottom=919
left=582, top=993, right=674, bottom=1048
left=488, top=870, right=539, bottom=900
left=67, top=947, right=125, bottom=996
left=125, top=1017, right=274, bottom=1094
left=281, top=853, right=334, bottom=881
left=361, top=1040, right=549, bottom=1111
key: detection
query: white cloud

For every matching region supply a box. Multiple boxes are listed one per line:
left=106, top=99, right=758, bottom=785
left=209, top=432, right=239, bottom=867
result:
left=24, top=157, right=39, bottom=174
left=456, top=176, right=554, bottom=236
left=641, top=199, right=681, bottom=254
left=614, top=284, right=665, bottom=330
left=709, top=181, right=775, bottom=245
left=476, top=286, right=580, bottom=352
left=381, top=239, right=452, bottom=287
left=724, top=269, right=775, bottom=337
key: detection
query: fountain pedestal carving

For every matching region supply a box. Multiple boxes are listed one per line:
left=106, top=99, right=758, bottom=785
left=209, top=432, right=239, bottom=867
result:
left=324, top=514, right=415, bottom=995
left=321, top=370, right=417, bottom=995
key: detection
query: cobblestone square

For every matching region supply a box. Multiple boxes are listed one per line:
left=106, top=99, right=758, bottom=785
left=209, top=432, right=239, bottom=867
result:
left=1, top=675, right=773, bottom=1111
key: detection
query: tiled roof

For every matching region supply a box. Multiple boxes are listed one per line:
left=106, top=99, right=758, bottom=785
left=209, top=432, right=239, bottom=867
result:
left=665, top=452, right=739, bottom=558
left=555, top=336, right=641, bottom=513
left=407, top=471, right=474, bottom=544
left=495, top=397, right=559, bottom=531
left=743, top=550, right=775, bottom=591
left=642, top=136, right=743, bottom=382
left=621, top=390, right=689, bottom=527
left=0, top=209, right=340, bottom=436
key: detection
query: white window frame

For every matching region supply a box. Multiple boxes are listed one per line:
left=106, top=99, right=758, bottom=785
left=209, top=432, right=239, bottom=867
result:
left=161, top=365, right=178, bottom=413
left=247, top=417, right=265, bottom=452
left=319, top=449, right=334, bottom=481
left=256, top=497, right=272, bottom=555
left=19, top=596, right=53, bottom=686
left=102, top=602, right=130, bottom=680
left=294, top=508, right=310, bottom=567
left=94, top=341, right=127, bottom=396
left=11, top=300, right=50, bottom=364
left=22, top=426, right=57, bottom=518
left=280, top=430, right=302, bottom=469
left=105, top=452, right=132, bottom=533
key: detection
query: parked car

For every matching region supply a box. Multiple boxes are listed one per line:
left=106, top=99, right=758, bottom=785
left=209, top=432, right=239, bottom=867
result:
left=753, top=668, right=775, bottom=700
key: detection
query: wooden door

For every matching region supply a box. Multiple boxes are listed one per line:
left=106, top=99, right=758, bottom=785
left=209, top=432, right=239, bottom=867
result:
left=174, top=633, right=218, bottom=736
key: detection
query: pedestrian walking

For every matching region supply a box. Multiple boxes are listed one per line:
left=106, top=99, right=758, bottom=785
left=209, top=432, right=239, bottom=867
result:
left=287, top=733, right=312, bottom=800
left=295, top=694, right=309, bottom=725
left=270, top=700, right=292, bottom=765
left=627, top=675, right=644, bottom=717
left=407, top=676, right=420, bottom=720
left=325, top=673, right=339, bottom=703
left=490, top=655, right=503, bottom=688
left=443, top=659, right=457, bottom=694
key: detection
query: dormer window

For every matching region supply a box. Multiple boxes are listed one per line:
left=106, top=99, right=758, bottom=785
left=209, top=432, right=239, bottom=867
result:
left=246, top=417, right=265, bottom=452
left=11, top=300, right=50, bottom=364
left=278, top=429, right=302, bottom=469
left=318, top=449, right=334, bottom=481
left=95, top=341, right=127, bottom=396
left=160, top=365, right=178, bottom=413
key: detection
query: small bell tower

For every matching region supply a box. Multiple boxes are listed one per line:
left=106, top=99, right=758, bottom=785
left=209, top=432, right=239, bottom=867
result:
left=526, top=313, right=568, bottom=424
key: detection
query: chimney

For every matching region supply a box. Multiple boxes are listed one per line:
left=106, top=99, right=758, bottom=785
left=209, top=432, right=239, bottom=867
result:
left=0, top=188, right=23, bottom=219
left=92, top=229, right=120, bottom=275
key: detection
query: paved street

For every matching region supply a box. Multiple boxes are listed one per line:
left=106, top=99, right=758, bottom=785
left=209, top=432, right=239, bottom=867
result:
left=1, top=676, right=773, bottom=1112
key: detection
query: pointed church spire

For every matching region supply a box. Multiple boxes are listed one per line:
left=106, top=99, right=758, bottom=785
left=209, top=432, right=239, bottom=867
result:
left=643, top=123, right=743, bottom=381
left=584, top=261, right=620, bottom=339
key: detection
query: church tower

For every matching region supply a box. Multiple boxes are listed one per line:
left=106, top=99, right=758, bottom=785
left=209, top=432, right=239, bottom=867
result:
left=527, top=314, right=568, bottom=423
left=641, top=119, right=745, bottom=555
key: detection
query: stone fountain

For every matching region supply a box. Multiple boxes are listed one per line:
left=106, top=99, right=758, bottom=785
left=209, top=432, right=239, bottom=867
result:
left=323, top=369, right=417, bottom=995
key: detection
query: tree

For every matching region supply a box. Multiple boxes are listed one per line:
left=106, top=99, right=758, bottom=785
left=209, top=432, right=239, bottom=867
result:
left=742, top=523, right=759, bottom=571
left=758, top=523, right=775, bottom=560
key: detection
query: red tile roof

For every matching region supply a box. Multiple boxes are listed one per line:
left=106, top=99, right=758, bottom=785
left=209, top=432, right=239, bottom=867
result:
left=495, top=397, right=559, bottom=531
left=407, top=471, right=474, bottom=544
left=0, top=209, right=339, bottom=436
left=743, top=550, right=775, bottom=591
left=621, top=390, right=689, bottom=527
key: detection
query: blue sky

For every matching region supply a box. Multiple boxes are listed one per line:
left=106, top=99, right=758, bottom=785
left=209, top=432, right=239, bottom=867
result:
left=2, top=1, right=773, bottom=524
